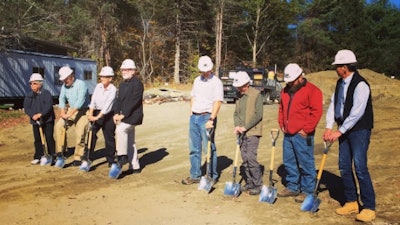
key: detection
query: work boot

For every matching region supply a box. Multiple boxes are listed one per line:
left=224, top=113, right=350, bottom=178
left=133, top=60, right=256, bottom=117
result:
left=335, top=201, right=359, bottom=215
left=277, top=188, right=299, bottom=197
left=294, top=193, right=307, bottom=203
left=181, top=177, right=200, bottom=185
left=241, top=184, right=254, bottom=192
left=356, top=209, right=375, bottom=222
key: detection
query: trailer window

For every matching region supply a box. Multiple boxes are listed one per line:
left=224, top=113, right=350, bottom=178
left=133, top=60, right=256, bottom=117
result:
left=84, top=70, right=92, bottom=80
left=32, top=67, right=45, bottom=78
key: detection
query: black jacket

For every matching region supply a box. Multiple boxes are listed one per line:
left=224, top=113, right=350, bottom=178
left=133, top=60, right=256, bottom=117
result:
left=113, top=77, right=144, bottom=125
left=23, top=89, right=55, bottom=125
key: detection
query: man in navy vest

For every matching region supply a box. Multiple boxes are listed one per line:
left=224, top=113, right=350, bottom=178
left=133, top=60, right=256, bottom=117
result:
left=323, top=50, right=375, bottom=222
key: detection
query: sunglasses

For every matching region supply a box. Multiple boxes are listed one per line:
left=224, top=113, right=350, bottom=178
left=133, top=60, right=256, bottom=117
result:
left=30, top=82, right=40, bottom=85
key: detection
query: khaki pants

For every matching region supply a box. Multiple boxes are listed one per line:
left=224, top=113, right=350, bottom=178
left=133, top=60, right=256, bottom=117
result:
left=55, top=109, right=88, bottom=161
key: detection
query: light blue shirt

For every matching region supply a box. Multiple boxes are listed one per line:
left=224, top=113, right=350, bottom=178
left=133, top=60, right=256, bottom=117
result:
left=89, top=83, right=117, bottom=115
left=326, top=73, right=370, bottom=134
left=59, top=79, right=90, bottom=109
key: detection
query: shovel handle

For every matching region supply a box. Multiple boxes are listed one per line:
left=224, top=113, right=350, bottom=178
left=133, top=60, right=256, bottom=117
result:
left=270, top=129, right=280, bottom=147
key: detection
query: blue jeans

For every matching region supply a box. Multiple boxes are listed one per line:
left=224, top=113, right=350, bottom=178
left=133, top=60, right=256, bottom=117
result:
left=283, top=133, right=316, bottom=194
left=338, top=129, right=375, bottom=210
left=188, top=114, right=218, bottom=180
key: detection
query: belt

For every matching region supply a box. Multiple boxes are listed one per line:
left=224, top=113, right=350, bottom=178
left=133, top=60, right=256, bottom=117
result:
left=192, top=112, right=210, bottom=115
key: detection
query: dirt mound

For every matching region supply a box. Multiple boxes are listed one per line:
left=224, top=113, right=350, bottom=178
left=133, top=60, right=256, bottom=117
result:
left=306, top=69, right=400, bottom=100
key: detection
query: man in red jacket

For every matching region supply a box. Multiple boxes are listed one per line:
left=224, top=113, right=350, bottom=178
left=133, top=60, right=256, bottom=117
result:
left=277, top=63, right=323, bottom=203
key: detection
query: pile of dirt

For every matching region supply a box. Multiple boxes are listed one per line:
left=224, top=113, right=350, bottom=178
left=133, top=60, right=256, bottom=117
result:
left=305, top=69, right=400, bottom=101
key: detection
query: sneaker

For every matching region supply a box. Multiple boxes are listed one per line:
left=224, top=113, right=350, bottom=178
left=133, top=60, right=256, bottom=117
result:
left=356, top=209, right=376, bottom=222
left=31, top=159, right=40, bottom=165
left=277, top=188, right=300, bottom=197
left=181, top=177, right=200, bottom=185
left=72, top=160, right=82, bottom=167
left=335, top=201, right=359, bottom=215
left=294, top=193, right=307, bottom=203
left=249, top=187, right=261, bottom=195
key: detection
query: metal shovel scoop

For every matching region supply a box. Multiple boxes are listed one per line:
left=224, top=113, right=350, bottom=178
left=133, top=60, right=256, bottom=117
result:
left=36, top=121, right=52, bottom=166
left=223, top=134, right=243, bottom=197
left=198, top=128, right=214, bottom=193
left=55, top=119, right=68, bottom=168
left=80, top=122, right=93, bottom=172
left=259, top=129, right=280, bottom=203
left=301, top=141, right=333, bottom=212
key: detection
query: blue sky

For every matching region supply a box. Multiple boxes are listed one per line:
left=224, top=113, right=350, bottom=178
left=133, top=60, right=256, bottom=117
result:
left=392, top=0, right=400, bottom=8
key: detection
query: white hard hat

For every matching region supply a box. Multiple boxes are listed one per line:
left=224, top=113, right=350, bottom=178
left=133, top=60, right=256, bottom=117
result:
left=332, top=49, right=357, bottom=65
left=284, top=63, right=303, bottom=82
left=120, top=59, right=136, bottom=69
left=232, top=71, right=251, bottom=87
left=99, top=66, right=114, bottom=76
left=29, top=73, right=43, bottom=82
left=59, top=66, right=73, bottom=81
left=198, top=56, right=214, bottom=72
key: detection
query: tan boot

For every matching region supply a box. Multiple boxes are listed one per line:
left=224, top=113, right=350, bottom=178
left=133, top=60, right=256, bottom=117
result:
left=356, top=209, right=376, bottom=222
left=335, top=201, right=359, bottom=215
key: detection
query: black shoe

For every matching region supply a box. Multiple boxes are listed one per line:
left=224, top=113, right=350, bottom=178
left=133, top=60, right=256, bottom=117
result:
left=241, top=184, right=254, bottom=192
left=249, top=187, right=261, bottom=195
left=182, top=177, right=200, bottom=185
left=72, top=160, right=82, bottom=167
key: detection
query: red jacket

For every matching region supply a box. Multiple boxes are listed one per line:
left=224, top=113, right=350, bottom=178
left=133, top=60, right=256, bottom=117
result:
left=278, top=80, right=323, bottom=135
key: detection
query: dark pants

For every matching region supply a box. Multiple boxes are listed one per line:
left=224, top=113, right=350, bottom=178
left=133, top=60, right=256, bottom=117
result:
left=241, top=135, right=263, bottom=188
left=32, top=122, right=55, bottom=159
left=86, top=111, right=115, bottom=163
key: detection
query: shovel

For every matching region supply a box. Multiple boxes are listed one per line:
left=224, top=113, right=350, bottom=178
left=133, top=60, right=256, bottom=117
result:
left=55, top=119, right=68, bottom=168
left=301, top=141, right=333, bottom=212
left=36, top=121, right=52, bottom=166
left=259, top=129, right=280, bottom=203
left=223, top=134, right=243, bottom=197
left=79, top=122, right=93, bottom=172
left=198, top=128, right=214, bottom=193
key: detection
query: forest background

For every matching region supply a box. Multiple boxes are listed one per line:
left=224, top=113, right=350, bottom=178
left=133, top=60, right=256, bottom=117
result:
left=0, top=0, right=399, bottom=85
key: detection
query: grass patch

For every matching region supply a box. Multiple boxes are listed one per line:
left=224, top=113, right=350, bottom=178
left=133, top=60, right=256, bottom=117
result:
left=0, top=109, right=25, bottom=123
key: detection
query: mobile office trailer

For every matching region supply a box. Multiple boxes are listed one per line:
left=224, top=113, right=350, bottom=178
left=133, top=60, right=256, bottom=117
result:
left=0, top=49, right=97, bottom=108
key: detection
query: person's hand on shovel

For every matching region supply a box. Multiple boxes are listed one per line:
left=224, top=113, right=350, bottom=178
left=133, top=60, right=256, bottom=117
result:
left=205, top=119, right=214, bottom=129
left=233, top=126, right=246, bottom=135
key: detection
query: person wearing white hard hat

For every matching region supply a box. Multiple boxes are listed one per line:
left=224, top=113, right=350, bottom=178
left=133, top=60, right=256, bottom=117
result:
left=182, top=55, right=223, bottom=185
left=277, top=63, right=323, bottom=203
left=323, top=50, right=376, bottom=222
left=232, top=71, right=264, bottom=195
left=109, top=59, right=144, bottom=179
left=23, top=73, right=56, bottom=165
left=79, top=66, right=117, bottom=172
left=55, top=65, right=90, bottom=167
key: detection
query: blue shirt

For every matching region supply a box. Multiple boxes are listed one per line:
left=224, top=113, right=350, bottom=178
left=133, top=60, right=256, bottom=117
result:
left=326, top=73, right=370, bottom=133
left=59, top=79, right=90, bottom=109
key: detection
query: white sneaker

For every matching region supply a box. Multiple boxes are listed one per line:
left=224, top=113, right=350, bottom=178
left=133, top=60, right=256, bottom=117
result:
left=31, top=159, right=40, bottom=165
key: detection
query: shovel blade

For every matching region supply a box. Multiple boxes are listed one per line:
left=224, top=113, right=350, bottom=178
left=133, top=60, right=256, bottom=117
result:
left=223, top=182, right=241, bottom=197
left=54, top=157, right=65, bottom=168
left=301, top=194, right=321, bottom=212
left=198, top=176, right=213, bottom=193
left=109, top=163, right=122, bottom=179
left=259, top=185, right=277, bottom=204
left=40, top=156, right=52, bottom=166
left=79, top=160, right=91, bottom=172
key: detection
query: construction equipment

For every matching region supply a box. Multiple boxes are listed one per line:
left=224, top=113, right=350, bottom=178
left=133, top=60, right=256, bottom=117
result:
left=259, top=129, right=280, bottom=203
left=198, top=128, right=215, bottom=193
left=223, top=134, right=243, bottom=197
left=54, top=119, right=68, bottom=168
left=301, top=141, right=334, bottom=212
left=79, top=122, right=94, bottom=172
left=36, top=121, right=52, bottom=166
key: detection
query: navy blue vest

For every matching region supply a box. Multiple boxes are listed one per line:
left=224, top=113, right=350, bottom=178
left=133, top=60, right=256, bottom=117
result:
left=334, top=71, right=373, bottom=131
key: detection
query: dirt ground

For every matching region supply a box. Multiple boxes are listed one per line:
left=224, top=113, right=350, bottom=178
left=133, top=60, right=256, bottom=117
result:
left=0, top=70, right=399, bottom=225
